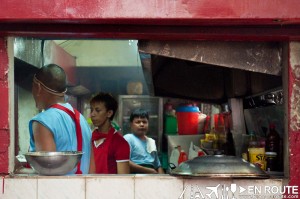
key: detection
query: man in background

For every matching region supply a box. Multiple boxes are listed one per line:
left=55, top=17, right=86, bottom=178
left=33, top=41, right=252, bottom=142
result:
left=28, top=64, right=91, bottom=174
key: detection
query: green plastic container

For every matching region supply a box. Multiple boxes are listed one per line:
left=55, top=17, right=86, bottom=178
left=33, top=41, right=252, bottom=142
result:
left=158, top=152, right=169, bottom=170
left=164, top=115, right=178, bottom=135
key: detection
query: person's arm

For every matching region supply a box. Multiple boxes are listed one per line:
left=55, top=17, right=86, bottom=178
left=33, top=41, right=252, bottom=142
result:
left=128, top=161, right=158, bottom=174
left=32, top=121, right=56, bottom=151
left=152, top=150, right=164, bottom=174
left=89, top=144, right=96, bottom=174
left=115, top=134, right=131, bottom=174
left=117, top=161, right=130, bottom=174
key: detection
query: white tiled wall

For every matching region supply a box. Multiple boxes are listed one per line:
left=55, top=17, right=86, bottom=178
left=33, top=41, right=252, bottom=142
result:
left=2, top=177, right=37, bottom=199
left=0, top=175, right=284, bottom=199
left=135, top=175, right=183, bottom=199
left=86, top=175, right=134, bottom=199
left=38, top=177, right=85, bottom=199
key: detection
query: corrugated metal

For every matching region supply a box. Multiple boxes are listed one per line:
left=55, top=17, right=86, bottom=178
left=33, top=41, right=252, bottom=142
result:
left=139, top=41, right=282, bottom=76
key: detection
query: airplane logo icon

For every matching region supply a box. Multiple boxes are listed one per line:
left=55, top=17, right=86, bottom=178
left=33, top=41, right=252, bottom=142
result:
left=178, top=184, right=248, bottom=199
left=206, top=184, right=220, bottom=198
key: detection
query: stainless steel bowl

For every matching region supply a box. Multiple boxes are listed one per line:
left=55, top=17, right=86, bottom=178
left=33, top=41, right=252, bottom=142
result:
left=24, top=151, right=83, bottom=176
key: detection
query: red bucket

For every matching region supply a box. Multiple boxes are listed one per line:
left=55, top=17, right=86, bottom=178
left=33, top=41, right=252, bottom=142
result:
left=176, top=105, right=200, bottom=135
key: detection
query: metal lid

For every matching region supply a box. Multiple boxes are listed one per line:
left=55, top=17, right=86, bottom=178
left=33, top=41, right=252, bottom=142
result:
left=265, top=152, right=277, bottom=156
left=170, top=155, right=269, bottom=179
left=176, top=105, right=200, bottom=112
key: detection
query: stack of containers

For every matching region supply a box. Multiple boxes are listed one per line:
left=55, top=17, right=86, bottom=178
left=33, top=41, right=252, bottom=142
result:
left=176, top=105, right=200, bottom=135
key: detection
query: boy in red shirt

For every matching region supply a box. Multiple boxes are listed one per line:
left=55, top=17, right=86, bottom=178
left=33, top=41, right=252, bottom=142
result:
left=89, top=93, right=130, bottom=174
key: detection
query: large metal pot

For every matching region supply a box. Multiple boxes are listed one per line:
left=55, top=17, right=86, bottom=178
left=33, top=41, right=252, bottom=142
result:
left=170, top=155, right=269, bottom=178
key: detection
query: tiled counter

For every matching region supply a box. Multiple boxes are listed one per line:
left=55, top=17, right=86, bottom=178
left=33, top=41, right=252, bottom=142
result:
left=0, top=174, right=286, bottom=199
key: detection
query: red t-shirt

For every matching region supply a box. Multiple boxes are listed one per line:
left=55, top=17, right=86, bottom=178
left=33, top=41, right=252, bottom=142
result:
left=92, top=130, right=130, bottom=174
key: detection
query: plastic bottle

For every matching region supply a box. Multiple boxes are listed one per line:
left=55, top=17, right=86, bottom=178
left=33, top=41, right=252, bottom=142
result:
left=178, top=150, right=188, bottom=165
left=169, top=146, right=180, bottom=167
left=248, top=145, right=266, bottom=170
left=241, top=131, right=257, bottom=161
left=164, top=101, right=177, bottom=135
left=249, top=131, right=257, bottom=142
left=197, top=149, right=206, bottom=157
left=247, top=133, right=266, bottom=170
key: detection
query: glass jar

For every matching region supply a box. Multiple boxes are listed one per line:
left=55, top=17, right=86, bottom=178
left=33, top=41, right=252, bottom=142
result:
left=265, top=152, right=277, bottom=172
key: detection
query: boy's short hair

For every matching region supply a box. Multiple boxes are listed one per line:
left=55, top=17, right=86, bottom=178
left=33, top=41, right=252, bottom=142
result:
left=129, top=108, right=149, bottom=122
left=90, top=92, right=118, bottom=120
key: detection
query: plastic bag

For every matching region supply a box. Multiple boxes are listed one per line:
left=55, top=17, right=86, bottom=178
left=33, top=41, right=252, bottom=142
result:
left=188, top=142, right=200, bottom=160
left=188, top=141, right=207, bottom=159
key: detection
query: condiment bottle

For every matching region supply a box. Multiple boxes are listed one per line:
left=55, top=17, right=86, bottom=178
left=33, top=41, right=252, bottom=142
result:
left=178, top=150, right=188, bottom=165
left=248, top=140, right=266, bottom=170
left=249, top=131, right=257, bottom=142
left=209, top=128, right=219, bottom=150
left=241, top=131, right=257, bottom=161
left=222, top=127, right=236, bottom=156
left=265, top=123, right=280, bottom=171
left=197, top=149, right=206, bottom=157
left=266, top=123, right=280, bottom=155
left=265, top=152, right=277, bottom=172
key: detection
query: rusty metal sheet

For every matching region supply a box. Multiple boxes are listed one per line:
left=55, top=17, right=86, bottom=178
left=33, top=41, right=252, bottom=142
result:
left=140, top=53, right=155, bottom=96
left=139, top=41, right=282, bottom=76
left=150, top=57, right=226, bottom=103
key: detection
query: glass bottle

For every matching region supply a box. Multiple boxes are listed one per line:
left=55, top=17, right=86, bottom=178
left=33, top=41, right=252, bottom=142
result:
left=209, top=128, right=219, bottom=150
left=241, top=131, right=257, bottom=161
left=265, top=123, right=280, bottom=171
left=266, top=123, right=280, bottom=154
left=222, top=128, right=236, bottom=156
left=266, top=151, right=277, bottom=172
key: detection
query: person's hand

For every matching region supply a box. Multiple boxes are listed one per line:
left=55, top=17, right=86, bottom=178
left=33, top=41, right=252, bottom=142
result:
left=157, top=167, right=165, bottom=174
left=14, top=156, right=36, bottom=174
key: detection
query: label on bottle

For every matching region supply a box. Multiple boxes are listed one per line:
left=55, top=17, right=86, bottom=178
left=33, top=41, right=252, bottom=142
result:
left=178, top=151, right=188, bottom=165
left=248, top=147, right=266, bottom=170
